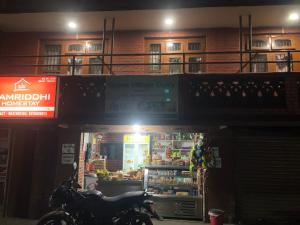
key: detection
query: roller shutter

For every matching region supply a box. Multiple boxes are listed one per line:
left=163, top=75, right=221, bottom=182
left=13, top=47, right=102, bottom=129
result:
left=235, top=135, right=300, bottom=222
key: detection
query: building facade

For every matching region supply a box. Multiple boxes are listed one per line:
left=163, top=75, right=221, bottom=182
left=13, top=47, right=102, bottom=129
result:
left=0, top=3, right=300, bottom=224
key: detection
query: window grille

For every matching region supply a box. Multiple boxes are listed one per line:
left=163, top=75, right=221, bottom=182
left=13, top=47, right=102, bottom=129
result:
left=189, top=57, right=202, bottom=73
left=167, top=43, right=181, bottom=51
left=252, top=54, right=268, bottom=72
left=149, top=44, right=161, bottom=71
left=68, top=44, right=83, bottom=52
left=169, top=57, right=181, bottom=74
left=89, top=57, right=102, bottom=74
left=43, top=45, right=61, bottom=71
left=188, top=43, right=201, bottom=51
left=274, top=39, right=292, bottom=47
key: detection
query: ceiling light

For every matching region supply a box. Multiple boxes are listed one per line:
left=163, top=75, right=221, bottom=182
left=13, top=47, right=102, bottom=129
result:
left=167, top=42, right=174, bottom=47
left=288, top=13, right=299, bottom=21
left=85, top=42, right=91, bottom=49
left=164, top=18, right=174, bottom=25
left=68, top=21, right=78, bottom=29
left=132, top=124, right=141, bottom=132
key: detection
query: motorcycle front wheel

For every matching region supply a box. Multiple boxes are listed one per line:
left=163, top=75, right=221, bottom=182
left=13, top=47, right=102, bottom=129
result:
left=37, top=213, right=76, bottom=225
left=129, top=212, right=153, bottom=225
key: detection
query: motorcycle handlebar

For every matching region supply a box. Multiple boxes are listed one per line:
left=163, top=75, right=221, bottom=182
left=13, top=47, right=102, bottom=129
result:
left=64, top=162, right=80, bottom=189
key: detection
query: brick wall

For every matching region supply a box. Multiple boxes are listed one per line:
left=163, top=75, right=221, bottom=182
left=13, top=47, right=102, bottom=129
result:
left=1, top=27, right=300, bottom=75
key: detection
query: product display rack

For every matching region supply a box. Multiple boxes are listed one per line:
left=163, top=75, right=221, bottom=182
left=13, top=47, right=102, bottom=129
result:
left=145, top=133, right=203, bottom=219
left=151, top=135, right=195, bottom=165
left=144, top=165, right=202, bottom=219
left=144, top=165, right=198, bottom=197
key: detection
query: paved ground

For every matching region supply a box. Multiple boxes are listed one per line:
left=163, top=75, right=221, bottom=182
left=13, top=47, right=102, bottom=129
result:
left=0, top=217, right=223, bottom=225
left=0, top=217, right=37, bottom=225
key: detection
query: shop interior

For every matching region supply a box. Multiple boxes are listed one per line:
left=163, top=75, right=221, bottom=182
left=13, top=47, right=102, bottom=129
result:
left=79, top=125, right=207, bottom=219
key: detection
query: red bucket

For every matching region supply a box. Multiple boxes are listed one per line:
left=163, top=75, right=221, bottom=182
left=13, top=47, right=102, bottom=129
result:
left=208, top=209, right=225, bottom=225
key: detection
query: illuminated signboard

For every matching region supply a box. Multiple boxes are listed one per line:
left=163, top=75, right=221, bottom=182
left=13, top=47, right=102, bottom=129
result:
left=0, top=76, right=57, bottom=118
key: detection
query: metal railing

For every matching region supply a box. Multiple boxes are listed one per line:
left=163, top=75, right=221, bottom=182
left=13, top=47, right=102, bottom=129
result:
left=0, top=49, right=299, bottom=76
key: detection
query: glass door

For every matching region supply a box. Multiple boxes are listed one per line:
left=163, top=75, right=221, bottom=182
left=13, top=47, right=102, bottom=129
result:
left=123, top=134, right=150, bottom=172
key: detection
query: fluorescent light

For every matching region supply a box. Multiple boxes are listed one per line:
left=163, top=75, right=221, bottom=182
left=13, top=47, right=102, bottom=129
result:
left=288, top=13, right=299, bottom=21
left=68, top=21, right=78, bottom=29
left=165, top=18, right=174, bottom=25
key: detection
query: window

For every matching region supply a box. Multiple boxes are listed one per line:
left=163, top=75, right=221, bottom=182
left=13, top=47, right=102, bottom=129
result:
left=68, top=58, right=83, bottom=75
left=252, top=40, right=268, bottom=49
left=188, top=43, right=201, bottom=51
left=89, top=57, right=102, bottom=74
left=169, top=57, right=181, bottom=74
left=68, top=44, right=83, bottom=52
left=167, top=43, right=181, bottom=51
left=274, top=39, right=292, bottom=48
left=43, top=45, right=61, bottom=71
left=252, top=54, right=268, bottom=73
left=189, top=57, right=202, bottom=73
left=275, top=54, right=293, bottom=72
left=88, top=43, right=102, bottom=52
left=149, top=44, right=161, bottom=71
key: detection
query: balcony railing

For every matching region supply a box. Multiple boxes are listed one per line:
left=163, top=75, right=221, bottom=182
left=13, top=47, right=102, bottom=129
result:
left=0, top=49, right=299, bottom=76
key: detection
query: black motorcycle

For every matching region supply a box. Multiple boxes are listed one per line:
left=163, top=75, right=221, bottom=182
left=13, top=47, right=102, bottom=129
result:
left=37, top=162, right=161, bottom=225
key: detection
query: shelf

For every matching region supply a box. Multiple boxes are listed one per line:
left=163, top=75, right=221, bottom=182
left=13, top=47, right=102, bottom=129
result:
left=98, top=180, right=143, bottom=185
left=148, top=175, right=192, bottom=178
left=172, top=149, right=192, bottom=151
left=156, top=140, right=193, bottom=142
left=151, top=194, right=202, bottom=199
left=172, top=140, right=194, bottom=142
left=148, top=183, right=196, bottom=189
left=152, top=148, right=192, bottom=151
left=145, top=165, right=189, bottom=170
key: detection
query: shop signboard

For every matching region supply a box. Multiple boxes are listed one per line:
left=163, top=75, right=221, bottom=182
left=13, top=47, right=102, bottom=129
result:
left=61, top=154, right=75, bottom=164
left=0, top=76, right=57, bottom=119
left=61, top=143, right=75, bottom=164
left=105, top=76, right=178, bottom=119
left=62, top=144, right=75, bottom=154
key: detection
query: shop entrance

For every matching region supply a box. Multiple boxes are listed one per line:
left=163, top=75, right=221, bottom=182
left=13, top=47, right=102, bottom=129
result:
left=79, top=125, right=205, bottom=220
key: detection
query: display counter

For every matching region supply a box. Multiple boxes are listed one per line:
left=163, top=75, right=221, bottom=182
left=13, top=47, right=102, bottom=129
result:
left=144, top=165, right=202, bottom=219
left=152, top=194, right=202, bottom=219
left=96, top=180, right=143, bottom=196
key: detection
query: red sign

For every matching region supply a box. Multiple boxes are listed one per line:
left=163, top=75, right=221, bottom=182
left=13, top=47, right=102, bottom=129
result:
left=0, top=76, right=57, bottom=118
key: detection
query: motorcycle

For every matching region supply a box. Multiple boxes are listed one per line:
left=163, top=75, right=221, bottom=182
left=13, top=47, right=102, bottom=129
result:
left=37, top=162, right=161, bottom=225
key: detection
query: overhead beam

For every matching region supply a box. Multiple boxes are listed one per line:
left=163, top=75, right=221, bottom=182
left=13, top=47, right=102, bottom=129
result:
left=1, top=0, right=299, bottom=13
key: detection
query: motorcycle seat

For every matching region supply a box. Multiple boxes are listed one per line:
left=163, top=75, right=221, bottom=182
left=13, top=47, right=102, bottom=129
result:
left=82, top=190, right=103, bottom=197
left=102, top=191, right=145, bottom=202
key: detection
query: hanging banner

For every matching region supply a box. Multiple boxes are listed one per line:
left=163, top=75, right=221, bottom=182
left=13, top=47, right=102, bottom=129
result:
left=105, top=76, right=178, bottom=119
left=0, top=76, right=57, bottom=118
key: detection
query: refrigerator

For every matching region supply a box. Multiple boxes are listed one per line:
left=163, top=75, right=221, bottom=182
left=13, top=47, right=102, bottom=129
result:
left=123, top=134, right=150, bottom=172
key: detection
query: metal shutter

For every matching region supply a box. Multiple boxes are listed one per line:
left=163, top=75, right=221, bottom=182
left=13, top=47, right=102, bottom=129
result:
left=235, top=135, right=300, bottom=222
